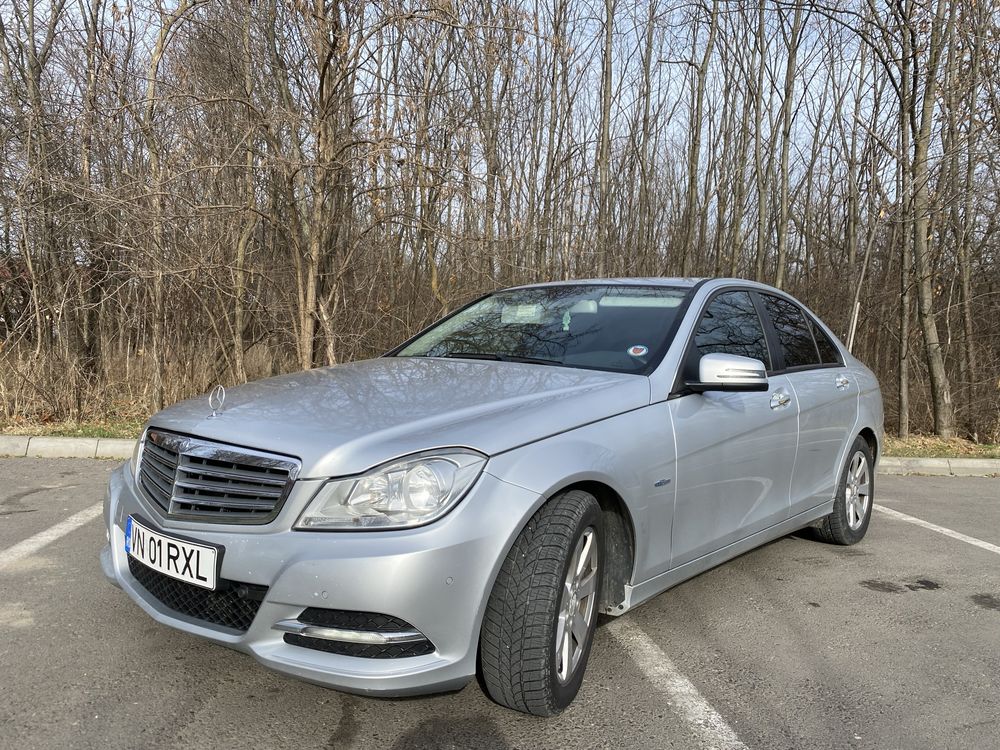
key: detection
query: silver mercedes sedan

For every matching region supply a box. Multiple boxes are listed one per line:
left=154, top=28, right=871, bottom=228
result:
left=101, top=278, right=883, bottom=716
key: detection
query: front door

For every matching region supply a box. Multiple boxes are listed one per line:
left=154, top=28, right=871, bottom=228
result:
left=668, top=290, right=798, bottom=569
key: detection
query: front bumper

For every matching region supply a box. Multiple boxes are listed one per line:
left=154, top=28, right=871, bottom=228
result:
left=101, top=462, right=542, bottom=696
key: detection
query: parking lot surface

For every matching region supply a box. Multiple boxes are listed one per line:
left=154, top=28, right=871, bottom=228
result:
left=0, top=458, right=997, bottom=750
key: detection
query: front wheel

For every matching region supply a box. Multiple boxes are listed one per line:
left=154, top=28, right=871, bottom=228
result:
left=479, top=490, right=603, bottom=716
left=816, top=436, right=874, bottom=545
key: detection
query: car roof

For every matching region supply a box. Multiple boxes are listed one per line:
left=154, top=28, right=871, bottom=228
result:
left=502, top=277, right=806, bottom=299
left=503, top=277, right=706, bottom=291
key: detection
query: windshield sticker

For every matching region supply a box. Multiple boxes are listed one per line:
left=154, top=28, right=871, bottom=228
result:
left=500, top=303, right=543, bottom=324
left=628, top=345, right=649, bottom=357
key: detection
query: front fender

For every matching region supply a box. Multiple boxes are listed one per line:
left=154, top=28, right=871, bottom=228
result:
left=484, top=404, right=676, bottom=583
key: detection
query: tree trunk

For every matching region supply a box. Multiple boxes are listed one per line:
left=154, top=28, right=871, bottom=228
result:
left=909, top=0, right=956, bottom=437
left=773, top=3, right=804, bottom=290
left=595, top=0, right=615, bottom=276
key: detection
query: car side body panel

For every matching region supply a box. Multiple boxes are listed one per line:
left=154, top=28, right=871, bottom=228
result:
left=667, top=375, right=799, bottom=568
left=784, top=367, right=859, bottom=516
left=622, top=502, right=835, bottom=611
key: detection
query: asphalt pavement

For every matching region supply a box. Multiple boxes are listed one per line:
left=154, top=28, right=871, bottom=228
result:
left=0, top=459, right=997, bottom=750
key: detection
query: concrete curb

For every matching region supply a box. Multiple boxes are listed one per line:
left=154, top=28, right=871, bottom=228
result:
left=1, top=435, right=998, bottom=475
left=0, top=436, right=29, bottom=457
left=0, top=435, right=135, bottom=460
left=879, top=456, right=1000, bottom=477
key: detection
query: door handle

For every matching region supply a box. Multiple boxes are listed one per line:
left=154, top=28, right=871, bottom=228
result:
left=769, top=391, right=791, bottom=410
left=835, top=375, right=851, bottom=390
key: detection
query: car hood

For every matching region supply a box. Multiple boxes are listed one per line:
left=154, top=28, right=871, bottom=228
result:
left=148, top=357, right=650, bottom=478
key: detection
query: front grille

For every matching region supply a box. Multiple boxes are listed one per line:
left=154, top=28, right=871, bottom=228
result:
left=137, top=429, right=300, bottom=523
left=284, top=607, right=436, bottom=659
left=128, top=555, right=267, bottom=632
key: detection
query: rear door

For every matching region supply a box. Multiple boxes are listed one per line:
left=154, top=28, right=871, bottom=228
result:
left=668, top=289, right=798, bottom=568
left=757, top=293, right=858, bottom=517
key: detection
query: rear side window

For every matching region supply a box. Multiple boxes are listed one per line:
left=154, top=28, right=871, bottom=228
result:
left=761, top=294, right=820, bottom=369
left=809, top=319, right=842, bottom=365
left=693, top=291, right=771, bottom=368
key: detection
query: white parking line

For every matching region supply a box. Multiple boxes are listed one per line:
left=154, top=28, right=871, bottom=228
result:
left=607, top=618, right=749, bottom=750
left=0, top=503, right=102, bottom=571
left=875, top=504, right=1000, bottom=556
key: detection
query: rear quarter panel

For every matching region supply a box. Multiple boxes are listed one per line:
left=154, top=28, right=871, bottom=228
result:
left=851, top=358, right=884, bottom=460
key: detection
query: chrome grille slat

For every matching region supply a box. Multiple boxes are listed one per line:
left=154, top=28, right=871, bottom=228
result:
left=178, top=461, right=289, bottom=486
left=143, top=445, right=176, bottom=467
left=143, top=441, right=180, bottom=466
left=141, top=454, right=177, bottom=485
left=172, top=496, right=276, bottom=510
left=136, top=429, right=300, bottom=524
left=170, top=507, right=272, bottom=519
left=142, top=448, right=178, bottom=475
left=140, top=466, right=174, bottom=497
left=173, top=477, right=285, bottom=498
left=139, top=474, right=172, bottom=510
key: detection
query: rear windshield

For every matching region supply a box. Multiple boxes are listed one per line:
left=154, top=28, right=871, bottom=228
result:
left=395, top=285, right=690, bottom=374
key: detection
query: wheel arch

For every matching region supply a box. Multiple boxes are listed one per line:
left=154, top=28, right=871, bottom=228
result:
left=544, top=479, right=636, bottom=615
left=858, top=426, right=879, bottom=462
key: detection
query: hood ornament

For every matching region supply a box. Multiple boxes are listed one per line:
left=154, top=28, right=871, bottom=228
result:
left=208, top=384, right=226, bottom=418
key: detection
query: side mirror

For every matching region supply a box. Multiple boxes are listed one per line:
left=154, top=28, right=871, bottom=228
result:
left=686, top=353, right=768, bottom=393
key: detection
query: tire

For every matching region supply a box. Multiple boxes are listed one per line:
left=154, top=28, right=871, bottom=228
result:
left=816, top=435, right=874, bottom=545
left=479, top=489, right=603, bottom=716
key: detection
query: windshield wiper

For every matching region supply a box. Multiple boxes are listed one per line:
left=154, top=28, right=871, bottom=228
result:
left=505, top=355, right=563, bottom=366
left=443, top=352, right=563, bottom=366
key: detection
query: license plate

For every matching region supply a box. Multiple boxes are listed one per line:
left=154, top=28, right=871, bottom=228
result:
left=125, top=515, right=218, bottom=590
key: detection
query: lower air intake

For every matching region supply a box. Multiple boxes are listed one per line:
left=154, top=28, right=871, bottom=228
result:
left=283, top=607, right=435, bottom=658
left=128, top=555, right=267, bottom=633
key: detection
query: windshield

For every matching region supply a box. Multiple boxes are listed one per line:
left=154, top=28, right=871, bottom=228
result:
left=395, top=285, right=691, bottom=374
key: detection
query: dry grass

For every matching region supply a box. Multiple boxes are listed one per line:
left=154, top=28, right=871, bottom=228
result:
left=0, top=419, right=144, bottom=439
left=883, top=435, right=1000, bottom=459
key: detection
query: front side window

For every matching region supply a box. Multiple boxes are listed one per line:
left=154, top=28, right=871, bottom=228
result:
left=762, top=294, right=821, bottom=369
left=693, top=291, right=771, bottom=367
left=395, top=285, right=690, bottom=374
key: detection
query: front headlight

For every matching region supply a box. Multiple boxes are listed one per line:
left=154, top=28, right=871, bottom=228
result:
left=295, top=449, right=486, bottom=530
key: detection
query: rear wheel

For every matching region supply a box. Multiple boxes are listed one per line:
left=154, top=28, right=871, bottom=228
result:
left=816, top=435, right=874, bottom=545
left=479, top=490, right=602, bottom=716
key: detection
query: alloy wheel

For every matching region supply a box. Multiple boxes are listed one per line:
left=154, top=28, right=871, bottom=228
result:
left=845, top=451, right=871, bottom=530
left=555, top=527, right=599, bottom=683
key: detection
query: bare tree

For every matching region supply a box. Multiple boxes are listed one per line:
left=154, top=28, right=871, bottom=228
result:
left=1, top=0, right=998, bottom=442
